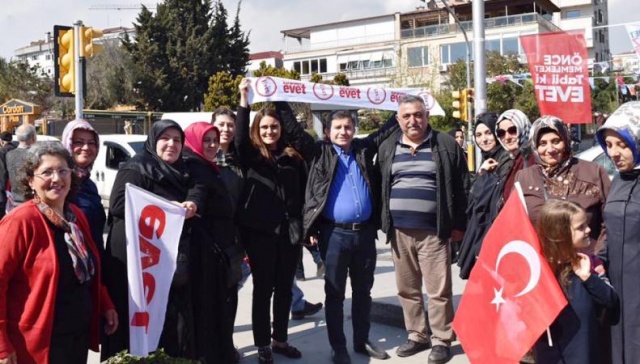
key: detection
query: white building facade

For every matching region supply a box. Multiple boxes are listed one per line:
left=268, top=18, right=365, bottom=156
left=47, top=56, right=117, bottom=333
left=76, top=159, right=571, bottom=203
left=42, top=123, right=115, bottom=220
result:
left=280, top=0, right=610, bottom=89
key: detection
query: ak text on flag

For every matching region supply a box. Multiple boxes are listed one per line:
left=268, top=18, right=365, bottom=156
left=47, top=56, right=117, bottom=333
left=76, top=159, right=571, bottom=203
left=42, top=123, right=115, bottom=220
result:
left=520, top=31, right=592, bottom=124
left=125, top=183, right=186, bottom=357
left=453, top=191, right=567, bottom=364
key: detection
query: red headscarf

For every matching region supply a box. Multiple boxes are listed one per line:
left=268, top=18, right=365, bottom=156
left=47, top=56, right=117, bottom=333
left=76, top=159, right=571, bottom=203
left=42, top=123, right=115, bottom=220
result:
left=184, top=122, right=220, bottom=171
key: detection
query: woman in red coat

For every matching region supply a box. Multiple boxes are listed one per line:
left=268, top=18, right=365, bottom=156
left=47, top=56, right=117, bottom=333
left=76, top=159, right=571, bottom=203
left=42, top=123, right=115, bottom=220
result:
left=0, top=142, right=118, bottom=364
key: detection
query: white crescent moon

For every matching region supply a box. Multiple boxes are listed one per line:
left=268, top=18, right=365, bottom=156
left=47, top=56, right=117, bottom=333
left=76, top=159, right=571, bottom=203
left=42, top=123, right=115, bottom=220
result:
left=495, top=240, right=541, bottom=297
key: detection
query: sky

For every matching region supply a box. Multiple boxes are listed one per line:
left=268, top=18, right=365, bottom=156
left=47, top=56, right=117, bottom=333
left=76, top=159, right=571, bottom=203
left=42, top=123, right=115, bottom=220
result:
left=1, top=0, right=638, bottom=61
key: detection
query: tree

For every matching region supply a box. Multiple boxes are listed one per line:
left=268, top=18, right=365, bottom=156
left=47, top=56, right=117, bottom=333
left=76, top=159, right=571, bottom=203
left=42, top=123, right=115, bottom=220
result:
left=85, top=38, right=138, bottom=109
left=124, top=0, right=250, bottom=111
left=203, top=71, right=243, bottom=110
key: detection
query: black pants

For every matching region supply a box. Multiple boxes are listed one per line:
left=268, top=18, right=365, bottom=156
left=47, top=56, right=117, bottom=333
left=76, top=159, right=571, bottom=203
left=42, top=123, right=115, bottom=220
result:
left=243, top=230, right=301, bottom=347
left=49, top=330, right=89, bottom=364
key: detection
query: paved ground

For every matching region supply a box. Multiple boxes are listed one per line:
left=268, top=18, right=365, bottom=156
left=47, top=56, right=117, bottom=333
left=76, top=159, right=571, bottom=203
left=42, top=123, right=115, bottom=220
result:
left=90, top=232, right=471, bottom=363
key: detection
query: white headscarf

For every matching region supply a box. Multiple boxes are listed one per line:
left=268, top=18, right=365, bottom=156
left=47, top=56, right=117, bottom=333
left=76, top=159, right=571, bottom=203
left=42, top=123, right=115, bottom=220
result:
left=496, top=109, right=531, bottom=152
left=596, top=101, right=640, bottom=169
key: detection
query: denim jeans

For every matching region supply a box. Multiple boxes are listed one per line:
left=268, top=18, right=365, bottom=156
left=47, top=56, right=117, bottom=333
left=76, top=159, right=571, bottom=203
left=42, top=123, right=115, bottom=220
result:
left=318, top=223, right=377, bottom=350
left=291, top=279, right=305, bottom=312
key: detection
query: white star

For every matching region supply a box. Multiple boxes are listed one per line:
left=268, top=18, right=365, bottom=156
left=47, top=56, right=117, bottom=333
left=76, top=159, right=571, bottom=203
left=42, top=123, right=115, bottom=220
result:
left=491, top=287, right=506, bottom=312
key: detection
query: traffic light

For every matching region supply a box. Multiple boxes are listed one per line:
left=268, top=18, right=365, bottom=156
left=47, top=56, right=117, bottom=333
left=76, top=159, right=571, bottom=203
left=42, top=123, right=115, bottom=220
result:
left=80, top=26, right=104, bottom=58
left=53, top=25, right=75, bottom=97
left=451, top=90, right=467, bottom=121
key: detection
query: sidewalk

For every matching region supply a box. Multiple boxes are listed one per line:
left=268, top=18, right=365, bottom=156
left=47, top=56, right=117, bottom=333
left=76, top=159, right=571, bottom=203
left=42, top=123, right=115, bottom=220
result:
left=90, top=233, right=471, bottom=363
left=232, top=233, right=470, bottom=364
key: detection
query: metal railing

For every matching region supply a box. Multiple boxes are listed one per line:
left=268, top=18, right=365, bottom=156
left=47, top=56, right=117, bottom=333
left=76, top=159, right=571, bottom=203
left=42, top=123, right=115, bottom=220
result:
left=401, top=12, right=561, bottom=39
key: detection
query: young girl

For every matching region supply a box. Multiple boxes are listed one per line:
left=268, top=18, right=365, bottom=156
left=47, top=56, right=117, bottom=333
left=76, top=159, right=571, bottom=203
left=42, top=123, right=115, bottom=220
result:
left=534, top=200, right=619, bottom=364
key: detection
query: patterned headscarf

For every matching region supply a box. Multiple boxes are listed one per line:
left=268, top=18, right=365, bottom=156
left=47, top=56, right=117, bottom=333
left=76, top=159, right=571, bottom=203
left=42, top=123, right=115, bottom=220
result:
left=496, top=109, right=532, bottom=152
left=61, top=119, right=100, bottom=178
left=529, top=115, right=573, bottom=176
left=596, top=101, right=640, bottom=169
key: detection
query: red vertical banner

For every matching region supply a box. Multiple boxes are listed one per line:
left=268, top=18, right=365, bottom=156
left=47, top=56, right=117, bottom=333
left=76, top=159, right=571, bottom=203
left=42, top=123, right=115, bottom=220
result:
left=520, top=31, right=592, bottom=124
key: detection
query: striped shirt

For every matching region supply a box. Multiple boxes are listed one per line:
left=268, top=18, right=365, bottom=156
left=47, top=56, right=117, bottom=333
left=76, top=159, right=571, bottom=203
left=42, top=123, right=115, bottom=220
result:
left=390, top=134, right=437, bottom=230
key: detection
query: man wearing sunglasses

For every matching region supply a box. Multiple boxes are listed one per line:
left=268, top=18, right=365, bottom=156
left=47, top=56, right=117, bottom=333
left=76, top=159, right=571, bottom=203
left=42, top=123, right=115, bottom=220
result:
left=377, top=95, right=469, bottom=364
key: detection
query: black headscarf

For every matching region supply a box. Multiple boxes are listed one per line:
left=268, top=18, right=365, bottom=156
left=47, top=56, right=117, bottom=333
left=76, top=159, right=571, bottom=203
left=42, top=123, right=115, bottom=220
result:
left=127, top=119, right=187, bottom=191
left=474, top=112, right=501, bottom=160
left=474, top=112, right=512, bottom=179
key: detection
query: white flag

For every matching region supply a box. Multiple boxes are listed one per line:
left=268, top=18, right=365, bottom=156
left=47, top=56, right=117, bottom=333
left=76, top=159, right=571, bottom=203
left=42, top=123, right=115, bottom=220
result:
left=125, top=183, right=185, bottom=357
left=247, top=76, right=446, bottom=116
left=626, top=23, right=640, bottom=58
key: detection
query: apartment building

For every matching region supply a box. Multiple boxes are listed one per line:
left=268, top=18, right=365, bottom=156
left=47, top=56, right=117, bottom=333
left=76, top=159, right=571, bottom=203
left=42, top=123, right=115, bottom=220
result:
left=280, top=0, right=609, bottom=89
left=13, top=27, right=135, bottom=79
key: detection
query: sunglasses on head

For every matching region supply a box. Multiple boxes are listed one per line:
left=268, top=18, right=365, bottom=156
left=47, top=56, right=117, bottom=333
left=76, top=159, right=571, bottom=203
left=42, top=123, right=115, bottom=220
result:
left=496, top=126, right=518, bottom=138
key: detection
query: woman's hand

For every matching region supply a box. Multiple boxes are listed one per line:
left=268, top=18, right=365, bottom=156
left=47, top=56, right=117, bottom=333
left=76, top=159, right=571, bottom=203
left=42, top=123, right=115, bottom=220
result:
left=0, top=352, right=17, bottom=364
left=104, top=309, right=119, bottom=335
left=479, top=158, right=498, bottom=172
left=239, top=78, right=250, bottom=108
left=573, top=253, right=592, bottom=281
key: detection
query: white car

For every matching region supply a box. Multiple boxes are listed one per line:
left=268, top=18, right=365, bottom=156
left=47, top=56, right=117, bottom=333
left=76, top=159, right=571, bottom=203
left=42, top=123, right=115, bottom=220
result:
left=575, top=145, right=617, bottom=180
left=91, top=134, right=146, bottom=208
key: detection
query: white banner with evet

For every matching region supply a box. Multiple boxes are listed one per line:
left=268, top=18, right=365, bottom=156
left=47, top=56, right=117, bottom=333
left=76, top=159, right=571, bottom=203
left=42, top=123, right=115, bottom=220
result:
left=247, top=76, right=446, bottom=116
left=626, top=23, right=640, bottom=58
left=125, top=183, right=185, bottom=357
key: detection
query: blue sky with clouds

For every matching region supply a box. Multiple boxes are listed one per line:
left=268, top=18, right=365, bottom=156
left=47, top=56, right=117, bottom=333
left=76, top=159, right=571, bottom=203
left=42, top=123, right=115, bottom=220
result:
left=1, top=0, right=637, bottom=60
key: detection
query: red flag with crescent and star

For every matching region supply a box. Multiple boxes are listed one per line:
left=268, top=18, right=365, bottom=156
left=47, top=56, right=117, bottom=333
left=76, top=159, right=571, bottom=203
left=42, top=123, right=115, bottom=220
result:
left=452, top=189, right=567, bottom=364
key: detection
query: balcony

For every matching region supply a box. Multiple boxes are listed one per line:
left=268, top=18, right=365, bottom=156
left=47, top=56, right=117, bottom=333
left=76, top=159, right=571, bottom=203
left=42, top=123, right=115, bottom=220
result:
left=285, top=33, right=395, bottom=54
left=300, top=67, right=397, bottom=83
left=401, top=12, right=561, bottom=39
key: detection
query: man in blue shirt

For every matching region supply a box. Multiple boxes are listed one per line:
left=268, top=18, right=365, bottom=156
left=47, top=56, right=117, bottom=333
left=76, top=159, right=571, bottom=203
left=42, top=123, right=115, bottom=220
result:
left=279, top=105, right=398, bottom=364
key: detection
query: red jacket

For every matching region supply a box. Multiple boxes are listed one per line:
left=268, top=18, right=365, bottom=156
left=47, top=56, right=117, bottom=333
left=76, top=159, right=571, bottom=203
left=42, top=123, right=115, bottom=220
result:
left=0, top=200, right=115, bottom=363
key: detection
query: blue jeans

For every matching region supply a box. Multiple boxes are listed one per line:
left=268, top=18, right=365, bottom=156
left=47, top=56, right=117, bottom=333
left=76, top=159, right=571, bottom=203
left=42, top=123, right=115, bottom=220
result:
left=291, top=279, right=305, bottom=312
left=318, top=223, right=377, bottom=350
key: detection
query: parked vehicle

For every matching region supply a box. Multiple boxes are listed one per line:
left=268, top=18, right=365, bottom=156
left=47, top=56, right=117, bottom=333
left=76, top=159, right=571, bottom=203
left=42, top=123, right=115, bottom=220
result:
left=575, top=145, right=617, bottom=180
left=90, top=134, right=146, bottom=208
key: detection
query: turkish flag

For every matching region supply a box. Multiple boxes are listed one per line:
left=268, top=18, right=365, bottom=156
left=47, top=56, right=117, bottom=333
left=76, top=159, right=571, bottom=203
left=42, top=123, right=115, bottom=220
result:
left=452, top=190, right=567, bottom=364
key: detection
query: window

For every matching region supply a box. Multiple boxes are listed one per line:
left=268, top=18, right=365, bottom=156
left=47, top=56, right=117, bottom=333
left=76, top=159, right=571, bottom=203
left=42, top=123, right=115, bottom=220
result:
left=302, top=60, right=310, bottom=74
left=311, top=59, right=318, bottom=73
left=32, top=55, right=38, bottom=61
left=320, top=59, right=327, bottom=73
left=408, top=46, right=429, bottom=67
left=293, top=61, right=301, bottom=73
left=565, top=10, right=581, bottom=18
left=441, top=42, right=472, bottom=64
left=486, top=39, right=500, bottom=53
left=105, top=143, right=131, bottom=169
left=45, top=54, right=51, bottom=60
left=295, top=58, right=328, bottom=75
left=503, top=38, right=519, bottom=54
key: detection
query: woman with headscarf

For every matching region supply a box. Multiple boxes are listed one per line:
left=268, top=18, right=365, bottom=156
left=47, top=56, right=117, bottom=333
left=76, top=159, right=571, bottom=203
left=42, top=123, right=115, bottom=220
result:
left=183, top=122, right=241, bottom=363
left=100, top=120, right=200, bottom=361
left=61, top=119, right=106, bottom=255
left=495, top=109, right=535, bottom=201
left=515, top=115, right=610, bottom=252
left=457, top=112, right=512, bottom=279
left=596, top=101, right=640, bottom=364
left=515, top=116, right=612, bottom=364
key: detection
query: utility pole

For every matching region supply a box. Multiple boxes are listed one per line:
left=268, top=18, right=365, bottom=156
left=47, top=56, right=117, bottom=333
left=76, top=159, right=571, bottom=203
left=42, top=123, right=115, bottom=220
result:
left=472, top=0, right=486, bottom=116
left=73, top=20, right=84, bottom=119
left=472, top=0, right=486, bottom=170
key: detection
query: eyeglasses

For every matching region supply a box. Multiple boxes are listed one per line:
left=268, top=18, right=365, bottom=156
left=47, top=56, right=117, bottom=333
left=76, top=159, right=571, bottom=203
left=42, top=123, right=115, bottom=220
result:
left=71, top=139, right=97, bottom=148
left=496, top=126, right=518, bottom=139
left=35, top=168, right=72, bottom=180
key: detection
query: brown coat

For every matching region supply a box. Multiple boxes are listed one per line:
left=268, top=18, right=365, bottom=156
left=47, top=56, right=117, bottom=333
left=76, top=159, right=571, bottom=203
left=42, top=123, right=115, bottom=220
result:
left=515, top=158, right=611, bottom=253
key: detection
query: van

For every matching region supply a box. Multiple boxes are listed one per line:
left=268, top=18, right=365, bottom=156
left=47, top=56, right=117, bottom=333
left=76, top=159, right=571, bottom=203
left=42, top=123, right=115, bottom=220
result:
left=90, top=134, right=146, bottom=208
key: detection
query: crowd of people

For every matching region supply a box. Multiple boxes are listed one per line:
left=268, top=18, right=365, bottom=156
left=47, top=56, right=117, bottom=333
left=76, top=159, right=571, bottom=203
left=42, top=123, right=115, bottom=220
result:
left=0, top=80, right=639, bottom=364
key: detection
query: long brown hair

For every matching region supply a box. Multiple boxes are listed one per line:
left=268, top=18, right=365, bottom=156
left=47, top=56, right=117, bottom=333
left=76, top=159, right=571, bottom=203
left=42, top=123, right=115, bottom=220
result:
left=250, top=107, right=302, bottom=161
left=536, top=199, right=583, bottom=288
